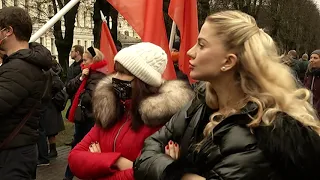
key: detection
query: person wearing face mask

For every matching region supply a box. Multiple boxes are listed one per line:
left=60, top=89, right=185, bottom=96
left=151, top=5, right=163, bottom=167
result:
left=0, top=7, right=52, bottom=180
left=67, top=42, right=194, bottom=180
left=63, top=47, right=108, bottom=180
left=304, top=50, right=320, bottom=114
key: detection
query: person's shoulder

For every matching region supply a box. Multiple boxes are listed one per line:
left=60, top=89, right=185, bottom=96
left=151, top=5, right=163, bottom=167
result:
left=1, top=58, right=42, bottom=76
left=254, top=112, right=320, bottom=178
left=255, top=112, right=320, bottom=142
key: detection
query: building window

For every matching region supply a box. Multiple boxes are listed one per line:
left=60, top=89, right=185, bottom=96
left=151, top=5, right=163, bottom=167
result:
left=51, top=38, right=55, bottom=54
left=77, top=40, right=81, bottom=45
left=14, top=0, right=18, bottom=6
left=109, top=17, right=112, bottom=29
left=124, top=31, right=129, bottom=36
left=84, top=41, right=88, bottom=50
left=48, top=5, right=53, bottom=18
left=76, top=14, right=80, bottom=27
left=24, top=0, right=28, bottom=11
left=40, top=37, right=44, bottom=45
left=89, top=12, right=93, bottom=28
left=84, top=11, right=86, bottom=27
left=37, top=2, right=41, bottom=20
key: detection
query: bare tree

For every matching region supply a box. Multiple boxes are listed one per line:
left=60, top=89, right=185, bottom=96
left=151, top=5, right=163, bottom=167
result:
left=1, top=0, right=6, bottom=7
left=210, top=0, right=320, bottom=54
left=92, top=0, right=116, bottom=48
left=198, top=0, right=210, bottom=29
left=52, top=0, right=80, bottom=80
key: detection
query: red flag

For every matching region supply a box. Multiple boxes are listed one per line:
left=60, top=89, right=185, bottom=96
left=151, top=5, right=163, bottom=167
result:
left=169, top=0, right=198, bottom=82
left=107, top=0, right=176, bottom=80
left=100, top=21, right=117, bottom=73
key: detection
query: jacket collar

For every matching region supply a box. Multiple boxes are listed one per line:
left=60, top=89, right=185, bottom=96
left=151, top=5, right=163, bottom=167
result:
left=210, top=102, right=258, bottom=137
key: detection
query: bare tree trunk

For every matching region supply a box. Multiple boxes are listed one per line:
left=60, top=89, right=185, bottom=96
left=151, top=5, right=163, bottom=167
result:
left=93, top=0, right=112, bottom=49
left=2, top=0, right=6, bottom=7
left=163, top=0, right=173, bottom=40
left=198, top=0, right=210, bottom=29
left=110, top=7, right=118, bottom=41
left=52, top=0, right=80, bottom=81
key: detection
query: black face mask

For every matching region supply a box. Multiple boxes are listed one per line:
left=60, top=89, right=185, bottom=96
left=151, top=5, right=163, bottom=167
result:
left=112, top=78, right=132, bottom=101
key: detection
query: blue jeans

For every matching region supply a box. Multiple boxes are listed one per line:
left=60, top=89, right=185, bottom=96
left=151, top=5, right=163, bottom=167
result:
left=64, top=122, right=94, bottom=179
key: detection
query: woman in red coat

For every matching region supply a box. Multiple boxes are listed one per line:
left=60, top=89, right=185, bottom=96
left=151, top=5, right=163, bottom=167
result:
left=68, top=42, right=194, bottom=180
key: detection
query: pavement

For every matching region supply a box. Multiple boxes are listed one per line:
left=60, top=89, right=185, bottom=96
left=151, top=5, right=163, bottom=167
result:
left=36, top=146, right=80, bottom=180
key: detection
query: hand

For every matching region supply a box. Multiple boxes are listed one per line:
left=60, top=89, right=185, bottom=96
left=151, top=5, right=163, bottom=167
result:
left=89, top=142, right=101, bottom=153
left=181, top=173, right=206, bottom=180
left=165, top=140, right=180, bottom=160
left=81, top=68, right=90, bottom=77
left=115, top=157, right=133, bottom=171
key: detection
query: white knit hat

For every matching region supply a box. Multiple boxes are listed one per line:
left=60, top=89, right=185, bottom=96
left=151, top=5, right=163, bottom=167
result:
left=114, top=42, right=168, bottom=87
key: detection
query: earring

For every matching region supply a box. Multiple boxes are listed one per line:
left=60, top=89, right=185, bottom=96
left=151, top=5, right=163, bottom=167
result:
left=222, top=66, right=226, bottom=71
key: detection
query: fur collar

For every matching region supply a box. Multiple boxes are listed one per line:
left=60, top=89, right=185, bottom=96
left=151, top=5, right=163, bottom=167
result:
left=254, top=112, right=320, bottom=179
left=92, top=76, right=194, bottom=128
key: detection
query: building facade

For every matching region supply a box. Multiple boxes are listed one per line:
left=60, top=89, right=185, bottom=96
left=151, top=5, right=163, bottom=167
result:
left=0, top=0, right=140, bottom=61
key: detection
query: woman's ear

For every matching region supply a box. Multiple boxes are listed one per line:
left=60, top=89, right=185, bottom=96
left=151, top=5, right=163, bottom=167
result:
left=221, top=54, right=238, bottom=71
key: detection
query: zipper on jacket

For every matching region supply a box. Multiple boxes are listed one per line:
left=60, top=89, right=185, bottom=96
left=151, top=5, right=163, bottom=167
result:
left=113, top=111, right=129, bottom=152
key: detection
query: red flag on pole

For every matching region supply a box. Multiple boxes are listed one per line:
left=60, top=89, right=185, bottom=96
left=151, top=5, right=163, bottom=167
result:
left=106, top=0, right=176, bottom=80
left=169, top=0, right=198, bottom=82
left=100, top=21, right=117, bottom=74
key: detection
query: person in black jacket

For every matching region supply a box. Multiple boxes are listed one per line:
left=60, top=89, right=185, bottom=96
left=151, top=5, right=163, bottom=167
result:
left=67, top=45, right=84, bottom=83
left=134, top=10, right=320, bottom=180
left=52, top=55, right=63, bottom=76
left=65, top=45, right=84, bottom=146
left=44, top=68, right=65, bottom=159
left=63, top=47, right=107, bottom=180
left=0, top=7, right=52, bottom=180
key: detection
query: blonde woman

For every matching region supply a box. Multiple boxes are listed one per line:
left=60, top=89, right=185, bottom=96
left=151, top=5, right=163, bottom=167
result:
left=64, top=47, right=107, bottom=180
left=134, top=11, right=320, bottom=180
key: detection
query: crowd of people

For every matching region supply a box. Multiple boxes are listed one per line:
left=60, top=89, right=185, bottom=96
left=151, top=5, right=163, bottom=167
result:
left=0, top=6, right=320, bottom=180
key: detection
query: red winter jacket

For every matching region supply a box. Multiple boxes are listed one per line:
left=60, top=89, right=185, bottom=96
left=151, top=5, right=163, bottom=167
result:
left=68, top=76, right=194, bottom=180
left=68, top=119, right=158, bottom=180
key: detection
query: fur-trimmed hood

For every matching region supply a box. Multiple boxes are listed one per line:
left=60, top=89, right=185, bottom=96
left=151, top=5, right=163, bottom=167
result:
left=92, top=76, right=194, bottom=128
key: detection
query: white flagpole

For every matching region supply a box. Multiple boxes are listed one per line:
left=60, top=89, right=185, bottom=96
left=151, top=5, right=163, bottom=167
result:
left=29, top=0, right=81, bottom=42
left=100, top=10, right=107, bottom=23
left=169, top=21, right=176, bottom=50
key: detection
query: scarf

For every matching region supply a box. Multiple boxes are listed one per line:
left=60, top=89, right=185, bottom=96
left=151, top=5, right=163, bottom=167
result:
left=68, top=59, right=108, bottom=123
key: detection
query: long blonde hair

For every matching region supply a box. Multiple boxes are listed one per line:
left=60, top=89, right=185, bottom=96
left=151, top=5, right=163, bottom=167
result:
left=203, top=10, right=320, bottom=138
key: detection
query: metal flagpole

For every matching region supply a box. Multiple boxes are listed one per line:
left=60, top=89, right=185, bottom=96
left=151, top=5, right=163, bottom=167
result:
left=29, top=0, right=81, bottom=42
left=100, top=10, right=107, bottom=23
left=169, top=21, right=177, bottom=50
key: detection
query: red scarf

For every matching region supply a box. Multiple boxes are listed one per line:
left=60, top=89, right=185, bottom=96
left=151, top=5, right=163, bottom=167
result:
left=68, top=59, right=108, bottom=123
